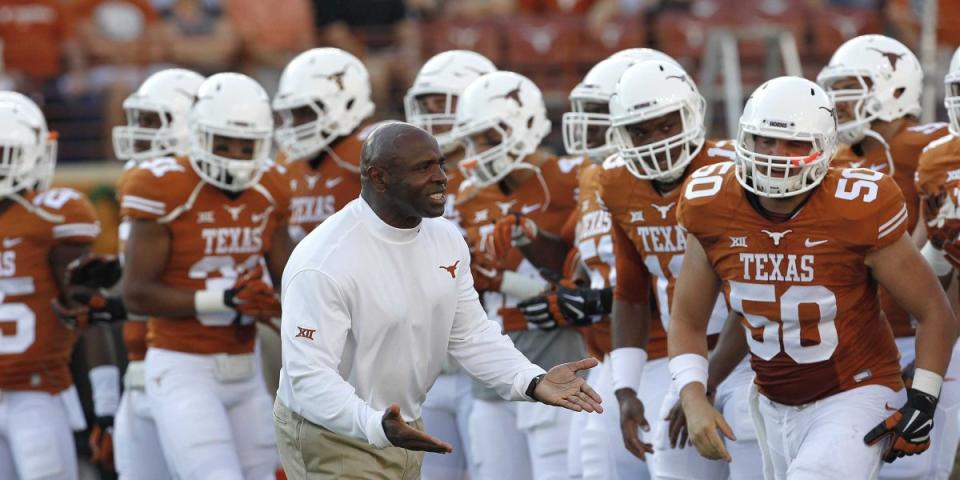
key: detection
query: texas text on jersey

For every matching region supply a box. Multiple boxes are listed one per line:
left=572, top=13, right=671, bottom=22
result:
left=0, top=188, right=100, bottom=392
left=120, top=156, right=291, bottom=354
left=677, top=164, right=906, bottom=405
left=833, top=121, right=950, bottom=337
left=283, top=122, right=383, bottom=242
left=598, top=140, right=736, bottom=359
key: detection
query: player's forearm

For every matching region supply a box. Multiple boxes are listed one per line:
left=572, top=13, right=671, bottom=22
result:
left=611, top=299, right=650, bottom=350
left=121, top=279, right=201, bottom=317
left=706, top=312, right=748, bottom=391
left=667, top=313, right=710, bottom=359
left=914, top=306, right=959, bottom=377
left=518, top=231, right=569, bottom=274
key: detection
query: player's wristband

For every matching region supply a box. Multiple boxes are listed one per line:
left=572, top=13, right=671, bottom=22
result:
left=194, top=289, right=231, bottom=314
left=500, top=271, right=549, bottom=300
left=88, top=365, right=120, bottom=417
left=611, top=347, right=647, bottom=393
left=921, top=241, right=953, bottom=276
left=669, top=353, right=709, bottom=394
left=912, top=368, right=944, bottom=398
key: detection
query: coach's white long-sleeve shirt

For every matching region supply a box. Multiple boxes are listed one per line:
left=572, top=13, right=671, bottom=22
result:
left=276, top=197, right=545, bottom=448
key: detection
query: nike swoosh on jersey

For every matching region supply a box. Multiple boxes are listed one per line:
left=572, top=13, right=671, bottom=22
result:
left=325, top=177, right=344, bottom=189
left=804, top=239, right=828, bottom=247
left=3, top=237, right=22, bottom=249
left=520, top=204, right=541, bottom=215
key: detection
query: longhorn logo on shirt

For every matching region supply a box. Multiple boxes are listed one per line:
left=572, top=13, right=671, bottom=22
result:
left=440, top=260, right=460, bottom=279
left=223, top=204, right=246, bottom=221
left=762, top=229, right=793, bottom=246
left=867, top=48, right=905, bottom=70
left=490, top=82, right=524, bottom=107
left=651, top=202, right=675, bottom=220
left=295, top=327, right=316, bottom=341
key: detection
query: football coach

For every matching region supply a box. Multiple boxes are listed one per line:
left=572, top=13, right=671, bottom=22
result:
left=273, top=122, right=602, bottom=479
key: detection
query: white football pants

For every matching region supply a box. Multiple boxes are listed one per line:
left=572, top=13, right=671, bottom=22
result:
left=145, top=348, right=278, bottom=480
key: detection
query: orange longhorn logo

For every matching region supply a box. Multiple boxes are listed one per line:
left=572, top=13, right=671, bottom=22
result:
left=440, top=260, right=460, bottom=278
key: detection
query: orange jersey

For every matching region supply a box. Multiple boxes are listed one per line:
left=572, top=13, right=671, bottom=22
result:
left=0, top=188, right=99, bottom=392
left=677, top=165, right=906, bottom=405
left=573, top=164, right=614, bottom=356
left=283, top=123, right=384, bottom=242
left=120, top=156, right=291, bottom=355
left=598, top=141, right=736, bottom=360
left=917, top=133, right=960, bottom=260
left=833, top=122, right=949, bottom=337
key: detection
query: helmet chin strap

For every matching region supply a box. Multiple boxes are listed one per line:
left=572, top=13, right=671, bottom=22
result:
left=509, top=161, right=551, bottom=212
left=861, top=128, right=895, bottom=176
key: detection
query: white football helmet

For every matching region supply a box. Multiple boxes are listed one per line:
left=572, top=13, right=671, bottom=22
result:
left=735, top=77, right=838, bottom=198
left=451, top=71, right=551, bottom=187
left=405, top=50, right=496, bottom=152
left=609, top=48, right=682, bottom=68
left=817, top=34, right=922, bottom=144
left=608, top=61, right=706, bottom=182
left=189, top=73, right=273, bottom=192
left=945, top=46, right=960, bottom=136
left=562, top=57, right=636, bottom=162
left=273, top=48, right=374, bottom=162
left=0, top=92, right=56, bottom=196
left=113, top=68, right=205, bottom=163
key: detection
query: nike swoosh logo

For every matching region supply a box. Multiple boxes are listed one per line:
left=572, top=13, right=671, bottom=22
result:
left=325, top=177, right=343, bottom=189
left=474, top=265, right=497, bottom=278
left=520, top=204, right=540, bottom=215
left=885, top=403, right=899, bottom=412
left=3, top=237, right=22, bottom=249
left=805, top=239, right=828, bottom=247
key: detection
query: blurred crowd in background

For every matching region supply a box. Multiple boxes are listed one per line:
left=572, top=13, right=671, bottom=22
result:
left=0, top=0, right=958, bottom=165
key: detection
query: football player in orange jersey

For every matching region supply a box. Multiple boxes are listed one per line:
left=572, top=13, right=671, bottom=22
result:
left=273, top=47, right=378, bottom=243
left=120, top=73, right=293, bottom=479
left=96, top=67, right=205, bottom=480
left=583, top=60, right=761, bottom=480
left=450, top=70, right=586, bottom=480
left=818, top=35, right=960, bottom=480
left=0, top=92, right=102, bottom=480
left=670, top=76, right=956, bottom=479
left=404, top=49, right=496, bottom=480
left=911, top=45, right=960, bottom=480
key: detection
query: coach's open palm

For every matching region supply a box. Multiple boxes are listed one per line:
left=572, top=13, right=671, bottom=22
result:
left=534, top=357, right=603, bottom=413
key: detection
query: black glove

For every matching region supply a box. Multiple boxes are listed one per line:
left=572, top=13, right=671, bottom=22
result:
left=864, top=388, right=937, bottom=463
left=52, top=292, right=127, bottom=329
left=517, top=286, right=612, bottom=330
left=67, top=255, right=122, bottom=289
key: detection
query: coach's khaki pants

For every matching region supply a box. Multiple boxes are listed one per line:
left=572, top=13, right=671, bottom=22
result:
left=274, top=398, right=425, bottom=480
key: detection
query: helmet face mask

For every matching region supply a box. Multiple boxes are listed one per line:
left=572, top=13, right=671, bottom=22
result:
left=0, top=94, right=56, bottom=195
left=406, top=92, right=461, bottom=152
left=945, top=47, right=960, bottom=136
left=451, top=71, right=550, bottom=188
left=816, top=34, right=922, bottom=145
left=608, top=61, right=706, bottom=182
left=735, top=77, right=838, bottom=199
left=562, top=99, right=616, bottom=161
left=189, top=73, right=274, bottom=192
left=112, top=68, right=205, bottom=163
left=274, top=48, right=375, bottom=161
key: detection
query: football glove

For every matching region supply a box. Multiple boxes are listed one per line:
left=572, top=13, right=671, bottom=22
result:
left=470, top=251, right=503, bottom=292
left=486, top=213, right=539, bottom=260
left=517, top=285, right=612, bottom=330
left=224, top=265, right=281, bottom=321
left=89, top=417, right=114, bottom=472
left=864, top=387, right=937, bottom=463
left=67, top=255, right=122, bottom=289
left=52, top=292, right=127, bottom=329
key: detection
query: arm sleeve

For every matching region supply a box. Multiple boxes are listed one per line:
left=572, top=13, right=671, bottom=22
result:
left=612, top=221, right=650, bottom=303
left=47, top=189, right=100, bottom=244
left=447, top=238, right=545, bottom=401
left=872, top=175, right=909, bottom=252
left=279, top=268, right=391, bottom=448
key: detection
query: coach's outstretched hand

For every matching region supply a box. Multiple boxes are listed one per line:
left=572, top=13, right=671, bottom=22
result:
left=534, top=357, right=603, bottom=413
left=382, top=404, right=454, bottom=453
